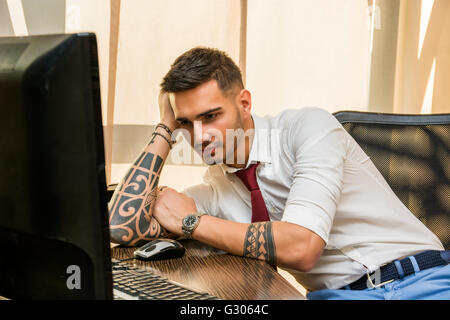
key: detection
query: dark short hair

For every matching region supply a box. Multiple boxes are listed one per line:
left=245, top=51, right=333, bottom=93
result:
left=161, top=47, right=244, bottom=96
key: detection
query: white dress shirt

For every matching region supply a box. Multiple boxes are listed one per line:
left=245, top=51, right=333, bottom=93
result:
left=181, top=107, right=444, bottom=291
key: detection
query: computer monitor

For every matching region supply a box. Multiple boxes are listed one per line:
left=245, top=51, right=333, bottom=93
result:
left=0, top=33, right=112, bottom=299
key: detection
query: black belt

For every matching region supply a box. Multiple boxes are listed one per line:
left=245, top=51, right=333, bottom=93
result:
left=342, top=250, right=450, bottom=291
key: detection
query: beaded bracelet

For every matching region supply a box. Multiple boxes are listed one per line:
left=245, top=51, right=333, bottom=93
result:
left=155, top=123, right=177, bottom=145
left=156, top=123, right=173, bottom=136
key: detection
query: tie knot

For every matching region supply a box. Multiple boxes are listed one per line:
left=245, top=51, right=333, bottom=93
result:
left=235, top=162, right=260, bottom=191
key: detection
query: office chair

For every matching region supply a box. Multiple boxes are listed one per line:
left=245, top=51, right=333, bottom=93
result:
left=333, top=111, right=450, bottom=250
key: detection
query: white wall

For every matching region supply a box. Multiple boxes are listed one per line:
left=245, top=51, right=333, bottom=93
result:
left=246, top=0, right=372, bottom=116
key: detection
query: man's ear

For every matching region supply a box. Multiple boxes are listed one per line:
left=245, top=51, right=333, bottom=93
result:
left=238, top=89, right=252, bottom=120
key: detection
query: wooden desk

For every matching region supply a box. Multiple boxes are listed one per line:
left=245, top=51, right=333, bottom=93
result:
left=111, top=240, right=305, bottom=300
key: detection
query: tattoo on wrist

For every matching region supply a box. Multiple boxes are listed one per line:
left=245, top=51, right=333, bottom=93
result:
left=243, top=222, right=277, bottom=265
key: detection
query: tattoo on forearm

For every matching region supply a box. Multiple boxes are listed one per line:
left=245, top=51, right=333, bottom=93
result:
left=108, top=138, right=172, bottom=246
left=243, top=222, right=277, bottom=265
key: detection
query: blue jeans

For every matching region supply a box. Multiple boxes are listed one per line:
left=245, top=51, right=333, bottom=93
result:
left=307, top=264, right=450, bottom=300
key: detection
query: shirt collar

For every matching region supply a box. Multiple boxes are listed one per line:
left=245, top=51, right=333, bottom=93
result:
left=220, top=113, right=272, bottom=174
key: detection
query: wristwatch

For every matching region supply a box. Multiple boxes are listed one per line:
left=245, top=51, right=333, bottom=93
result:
left=182, top=213, right=207, bottom=239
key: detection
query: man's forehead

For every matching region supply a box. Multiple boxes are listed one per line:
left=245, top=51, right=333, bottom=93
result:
left=175, top=106, right=224, bottom=122
left=171, top=95, right=231, bottom=121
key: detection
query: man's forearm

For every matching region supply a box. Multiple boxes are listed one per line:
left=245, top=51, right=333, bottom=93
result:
left=192, top=217, right=279, bottom=267
left=192, top=216, right=323, bottom=272
left=108, top=124, right=174, bottom=246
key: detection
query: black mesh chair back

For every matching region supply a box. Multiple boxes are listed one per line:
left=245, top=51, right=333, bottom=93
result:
left=334, top=111, right=450, bottom=250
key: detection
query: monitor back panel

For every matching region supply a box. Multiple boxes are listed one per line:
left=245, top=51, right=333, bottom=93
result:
left=0, top=33, right=112, bottom=299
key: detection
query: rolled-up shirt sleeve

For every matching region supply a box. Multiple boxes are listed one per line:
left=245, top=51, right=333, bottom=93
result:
left=281, top=108, right=347, bottom=245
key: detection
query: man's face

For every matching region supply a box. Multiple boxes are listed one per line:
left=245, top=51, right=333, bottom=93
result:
left=171, top=80, right=251, bottom=166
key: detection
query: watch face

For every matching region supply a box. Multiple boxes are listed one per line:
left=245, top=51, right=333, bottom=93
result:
left=184, top=215, right=197, bottom=228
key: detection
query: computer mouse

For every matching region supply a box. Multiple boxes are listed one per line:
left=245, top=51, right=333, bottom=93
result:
left=133, top=238, right=185, bottom=261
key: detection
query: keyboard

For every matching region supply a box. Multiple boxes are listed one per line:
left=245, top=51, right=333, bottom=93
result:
left=112, top=260, right=220, bottom=300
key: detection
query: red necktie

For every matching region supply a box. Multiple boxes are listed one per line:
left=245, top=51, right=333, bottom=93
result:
left=235, top=162, right=270, bottom=222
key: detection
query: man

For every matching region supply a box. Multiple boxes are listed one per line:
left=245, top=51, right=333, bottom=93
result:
left=108, top=47, right=449, bottom=300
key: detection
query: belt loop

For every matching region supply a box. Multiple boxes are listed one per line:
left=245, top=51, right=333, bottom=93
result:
left=440, top=250, right=450, bottom=263
left=408, top=255, right=421, bottom=273
left=394, top=260, right=405, bottom=278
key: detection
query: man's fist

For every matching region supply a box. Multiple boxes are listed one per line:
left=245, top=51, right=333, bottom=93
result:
left=153, top=186, right=198, bottom=237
